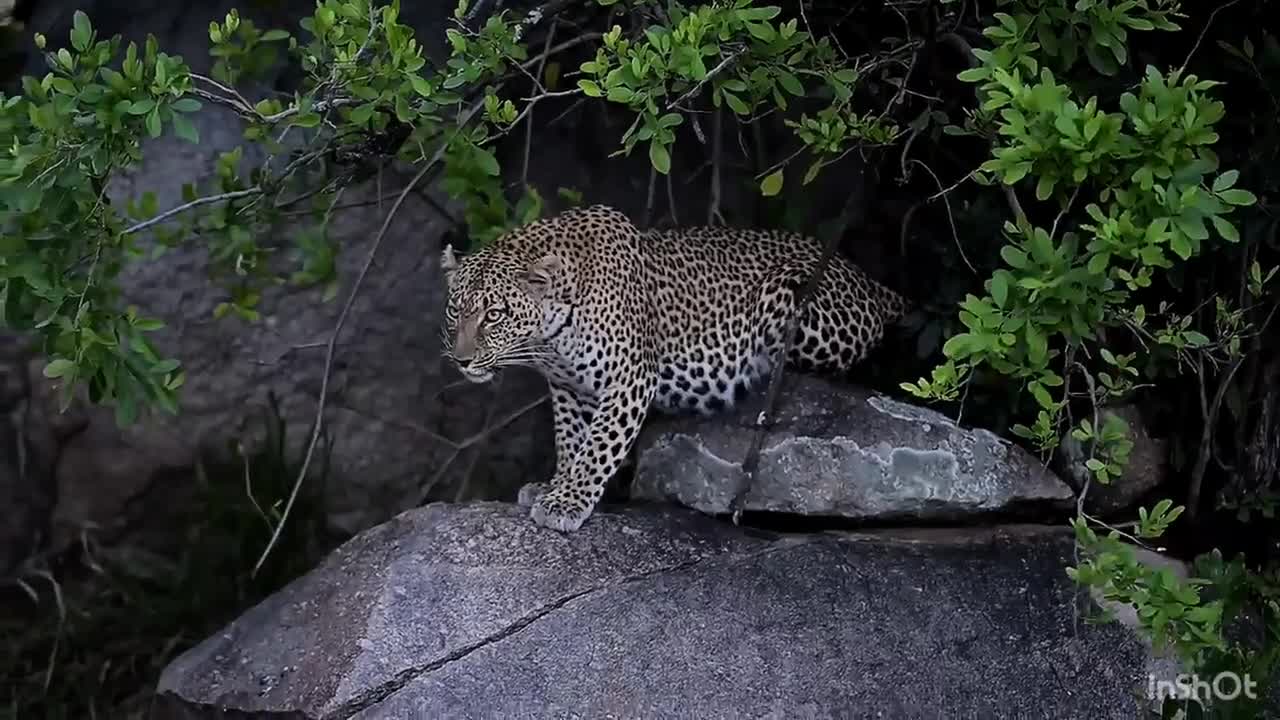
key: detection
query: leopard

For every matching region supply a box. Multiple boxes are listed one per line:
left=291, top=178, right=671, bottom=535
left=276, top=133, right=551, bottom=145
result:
left=440, top=204, right=910, bottom=533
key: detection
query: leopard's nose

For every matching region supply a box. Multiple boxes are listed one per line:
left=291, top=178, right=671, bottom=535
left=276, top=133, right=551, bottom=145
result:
left=451, top=333, right=476, bottom=364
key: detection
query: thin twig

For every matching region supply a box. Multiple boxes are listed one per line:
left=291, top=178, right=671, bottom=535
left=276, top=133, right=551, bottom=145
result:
left=643, top=164, right=657, bottom=228
left=731, top=202, right=852, bottom=522
left=453, top=377, right=505, bottom=502
left=1188, top=355, right=1244, bottom=521
left=1178, top=0, right=1243, bottom=77
left=669, top=47, right=745, bottom=110
left=251, top=152, right=450, bottom=577
left=121, top=188, right=262, bottom=236
left=414, top=391, right=550, bottom=504
left=666, top=171, right=679, bottom=226
left=523, top=20, right=559, bottom=188
left=905, top=158, right=977, bottom=274
left=938, top=31, right=1028, bottom=226
left=708, top=106, right=724, bottom=225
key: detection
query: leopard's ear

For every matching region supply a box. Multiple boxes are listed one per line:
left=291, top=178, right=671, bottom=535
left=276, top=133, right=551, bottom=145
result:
left=441, top=243, right=459, bottom=274
left=522, top=253, right=563, bottom=295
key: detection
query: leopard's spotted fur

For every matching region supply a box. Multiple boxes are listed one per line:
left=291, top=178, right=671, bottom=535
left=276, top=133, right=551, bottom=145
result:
left=441, top=204, right=908, bottom=532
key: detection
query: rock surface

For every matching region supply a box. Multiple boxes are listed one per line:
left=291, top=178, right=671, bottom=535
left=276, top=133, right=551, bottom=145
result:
left=632, top=374, right=1075, bottom=522
left=159, top=502, right=1170, bottom=719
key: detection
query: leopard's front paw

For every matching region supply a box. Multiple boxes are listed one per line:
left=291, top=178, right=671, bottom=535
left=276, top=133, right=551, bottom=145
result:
left=529, top=490, right=593, bottom=533
left=516, top=482, right=549, bottom=508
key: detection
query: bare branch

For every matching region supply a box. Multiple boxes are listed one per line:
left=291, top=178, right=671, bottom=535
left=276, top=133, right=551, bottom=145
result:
left=413, top=391, right=550, bottom=505
left=1188, top=356, right=1245, bottom=521
left=731, top=198, right=855, bottom=521
left=1179, top=0, right=1244, bottom=76
left=938, top=32, right=1028, bottom=227
left=708, top=106, right=724, bottom=225
left=121, top=188, right=262, bottom=236
left=253, top=155, right=447, bottom=577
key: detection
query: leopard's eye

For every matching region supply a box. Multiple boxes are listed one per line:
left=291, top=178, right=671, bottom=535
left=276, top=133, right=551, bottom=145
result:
left=483, top=307, right=507, bottom=324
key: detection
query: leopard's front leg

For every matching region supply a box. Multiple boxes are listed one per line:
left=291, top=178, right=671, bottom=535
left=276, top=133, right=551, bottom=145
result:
left=517, top=382, right=595, bottom=508
left=530, top=374, right=656, bottom=532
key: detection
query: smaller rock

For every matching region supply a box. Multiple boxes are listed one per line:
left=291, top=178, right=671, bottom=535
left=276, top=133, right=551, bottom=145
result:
left=1057, top=404, right=1167, bottom=516
left=632, top=375, right=1074, bottom=521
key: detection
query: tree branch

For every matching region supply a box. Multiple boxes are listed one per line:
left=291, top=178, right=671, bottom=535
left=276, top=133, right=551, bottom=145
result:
left=730, top=198, right=855, bottom=522
left=670, top=47, right=746, bottom=111
left=121, top=188, right=262, bottom=236
left=1188, top=356, right=1244, bottom=521
left=251, top=146, right=457, bottom=576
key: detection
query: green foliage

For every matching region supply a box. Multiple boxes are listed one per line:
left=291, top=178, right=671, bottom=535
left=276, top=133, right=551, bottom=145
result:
left=1, top=11, right=200, bottom=425
left=576, top=0, right=898, bottom=184
left=0, top=0, right=539, bottom=420
left=992, top=0, right=1181, bottom=76
left=902, top=0, right=1264, bottom=485
left=1070, top=504, right=1280, bottom=719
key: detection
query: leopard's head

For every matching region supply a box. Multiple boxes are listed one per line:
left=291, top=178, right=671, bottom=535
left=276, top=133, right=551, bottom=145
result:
left=440, top=242, right=563, bottom=384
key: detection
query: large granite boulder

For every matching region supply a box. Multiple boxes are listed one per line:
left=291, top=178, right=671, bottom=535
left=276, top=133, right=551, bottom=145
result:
left=632, top=374, right=1075, bottom=522
left=157, top=502, right=1177, bottom=719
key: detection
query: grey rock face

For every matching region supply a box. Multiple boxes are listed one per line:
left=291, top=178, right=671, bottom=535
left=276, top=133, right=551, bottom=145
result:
left=632, top=374, right=1075, bottom=521
left=158, top=502, right=1167, bottom=719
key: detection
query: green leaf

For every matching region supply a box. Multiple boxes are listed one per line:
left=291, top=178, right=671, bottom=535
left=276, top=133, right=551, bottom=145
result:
left=43, top=359, right=77, bottom=379
left=578, top=79, right=603, bottom=97
left=261, top=29, right=290, bottom=42
left=348, top=103, right=376, bottom=125
left=1183, top=331, right=1211, bottom=347
left=1001, top=246, right=1029, bottom=269
left=410, top=74, right=433, bottom=97
left=145, top=107, right=162, bottom=137
left=473, top=147, right=501, bottom=176
left=776, top=70, right=804, bottom=96
left=721, top=90, right=749, bottom=115
left=127, top=98, right=156, bottom=115
left=1026, top=324, right=1048, bottom=366
left=1211, top=215, right=1239, bottom=242
left=171, top=97, right=202, bottom=113
left=1212, top=170, right=1238, bottom=192
left=745, top=22, right=775, bottom=42
left=1218, top=188, right=1257, bottom=206
left=760, top=170, right=784, bottom=197
left=292, top=112, right=322, bottom=128
left=71, top=10, right=92, bottom=52
left=395, top=93, right=413, bottom=122
left=171, top=112, right=200, bottom=144
left=1035, top=174, right=1055, bottom=201
left=990, top=272, right=1009, bottom=307
left=1168, top=232, right=1192, bottom=260
left=1029, top=381, right=1055, bottom=409
left=150, top=358, right=181, bottom=374
left=649, top=141, right=671, bottom=174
